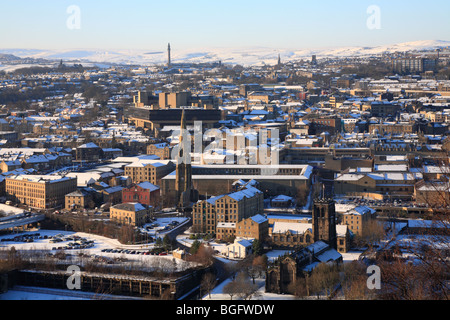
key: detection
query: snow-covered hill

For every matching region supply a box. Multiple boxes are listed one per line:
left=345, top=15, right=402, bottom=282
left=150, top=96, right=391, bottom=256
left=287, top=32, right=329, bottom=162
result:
left=0, top=40, right=448, bottom=67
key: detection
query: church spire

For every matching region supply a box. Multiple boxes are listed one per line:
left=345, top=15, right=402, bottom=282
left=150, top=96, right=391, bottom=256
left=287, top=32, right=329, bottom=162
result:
left=180, top=107, right=186, bottom=131
left=175, top=107, right=198, bottom=211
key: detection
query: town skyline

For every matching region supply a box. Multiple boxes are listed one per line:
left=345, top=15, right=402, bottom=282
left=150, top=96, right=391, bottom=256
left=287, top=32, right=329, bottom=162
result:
left=0, top=0, right=448, bottom=305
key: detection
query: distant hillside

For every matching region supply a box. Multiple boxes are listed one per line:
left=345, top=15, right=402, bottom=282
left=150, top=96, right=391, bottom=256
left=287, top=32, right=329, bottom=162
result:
left=0, top=53, right=22, bottom=62
left=1, top=40, right=449, bottom=67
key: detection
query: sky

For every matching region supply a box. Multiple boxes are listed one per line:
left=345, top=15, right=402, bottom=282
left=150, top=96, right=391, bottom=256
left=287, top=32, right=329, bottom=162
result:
left=0, top=0, right=449, bottom=51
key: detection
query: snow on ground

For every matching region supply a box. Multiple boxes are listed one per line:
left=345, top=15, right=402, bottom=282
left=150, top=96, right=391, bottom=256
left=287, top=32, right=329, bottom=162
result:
left=341, top=251, right=363, bottom=263
left=0, top=286, right=89, bottom=300
left=0, top=220, right=195, bottom=272
left=202, top=277, right=297, bottom=301
left=139, top=215, right=190, bottom=239
left=0, top=286, right=142, bottom=300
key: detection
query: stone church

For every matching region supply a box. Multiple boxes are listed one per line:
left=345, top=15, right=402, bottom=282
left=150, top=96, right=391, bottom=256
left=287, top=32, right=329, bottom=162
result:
left=266, top=197, right=343, bottom=295
left=175, top=108, right=199, bottom=211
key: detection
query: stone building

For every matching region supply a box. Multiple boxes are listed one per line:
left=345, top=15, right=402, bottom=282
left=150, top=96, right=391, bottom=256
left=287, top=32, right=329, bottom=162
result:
left=124, top=161, right=175, bottom=186
left=161, top=164, right=313, bottom=199
left=75, top=142, right=103, bottom=163
left=235, top=214, right=269, bottom=241
left=192, top=186, right=264, bottom=235
left=109, top=202, right=151, bottom=227
left=65, top=189, right=94, bottom=211
left=334, top=171, right=422, bottom=200
left=336, top=204, right=376, bottom=237
left=265, top=241, right=342, bottom=295
left=5, top=174, right=77, bottom=209
left=268, top=199, right=350, bottom=253
left=146, top=142, right=171, bottom=160
left=312, top=198, right=337, bottom=250
left=414, top=180, right=450, bottom=207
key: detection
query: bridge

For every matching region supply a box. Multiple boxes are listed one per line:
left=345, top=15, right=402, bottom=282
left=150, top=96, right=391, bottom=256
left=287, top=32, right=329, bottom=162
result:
left=0, top=213, right=45, bottom=231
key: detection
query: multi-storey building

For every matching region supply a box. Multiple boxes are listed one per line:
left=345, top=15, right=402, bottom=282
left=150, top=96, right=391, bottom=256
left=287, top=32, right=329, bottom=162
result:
left=309, top=117, right=342, bottom=135
left=162, top=164, right=313, bottom=199
left=368, top=121, right=416, bottom=135
left=146, top=143, right=171, bottom=160
left=336, top=204, right=376, bottom=237
left=192, top=186, right=264, bottom=235
left=6, top=175, right=77, bottom=209
left=122, top=181, right=160, bottom=208
left=235, top=214, right=268, bottom=241
left=334, top=171, right=423, bottom=200
left=392, top=57, right=437, bottom=73
left=65, top=189, right=94, bottom=211
left=109, top=202, right=151, bottom=227
left=124, top=161, right=175, bottom=185
left=369, top=101, right=400, bottom=118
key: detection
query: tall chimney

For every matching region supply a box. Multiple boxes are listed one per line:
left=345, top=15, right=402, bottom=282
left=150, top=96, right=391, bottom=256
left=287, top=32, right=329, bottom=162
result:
left=168, top=43, right=171, bottom=67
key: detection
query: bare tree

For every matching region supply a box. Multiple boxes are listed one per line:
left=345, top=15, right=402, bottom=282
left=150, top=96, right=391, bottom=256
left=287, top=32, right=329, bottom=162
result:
left=223, top=279, right=240, bottom=300
left=201, top=272, right=217, bottom=299
left=341, top=260, right=373, bottom=300
left=236, top=272, right=260, bottom=300
left=252, top=255, right=268, bottom=278
left=308, top=263, right=341, bottom=299
left=373, top=170, right=450, bottom=300
left=353, top=219, right=386, bottom=250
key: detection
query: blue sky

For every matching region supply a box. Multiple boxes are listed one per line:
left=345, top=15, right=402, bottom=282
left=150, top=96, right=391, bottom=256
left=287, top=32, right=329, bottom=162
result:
left=0, top=0, right=449, bottom=50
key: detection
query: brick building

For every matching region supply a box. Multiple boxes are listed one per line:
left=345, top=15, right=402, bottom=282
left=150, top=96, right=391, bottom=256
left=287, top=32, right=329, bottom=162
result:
left=122, top=182, right=160, bottom=208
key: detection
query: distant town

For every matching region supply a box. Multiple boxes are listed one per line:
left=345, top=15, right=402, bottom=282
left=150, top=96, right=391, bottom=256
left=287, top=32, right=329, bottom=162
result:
left=0, top=42, right=449, bottom=301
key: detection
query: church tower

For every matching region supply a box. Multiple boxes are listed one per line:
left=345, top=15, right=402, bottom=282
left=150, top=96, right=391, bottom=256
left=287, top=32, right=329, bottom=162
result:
left=312, top=191, right=337, bottom=250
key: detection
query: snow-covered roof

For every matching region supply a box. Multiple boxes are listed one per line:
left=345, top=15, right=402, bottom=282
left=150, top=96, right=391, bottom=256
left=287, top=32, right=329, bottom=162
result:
left=112, top=202, right=146, bottom=212
left=77, top=142, right=100, bottom=149
left=272, top=222, right=312, bottom=235
left=250, top=214, right=267, bottom=224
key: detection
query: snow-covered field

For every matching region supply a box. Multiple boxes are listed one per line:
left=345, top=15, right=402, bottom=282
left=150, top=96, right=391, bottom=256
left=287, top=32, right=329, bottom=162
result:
left=0, top=216, right=193, bottom=271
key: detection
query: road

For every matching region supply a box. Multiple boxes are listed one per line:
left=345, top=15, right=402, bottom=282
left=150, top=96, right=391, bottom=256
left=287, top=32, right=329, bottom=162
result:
left=0, top=213, right=45, bottom=231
